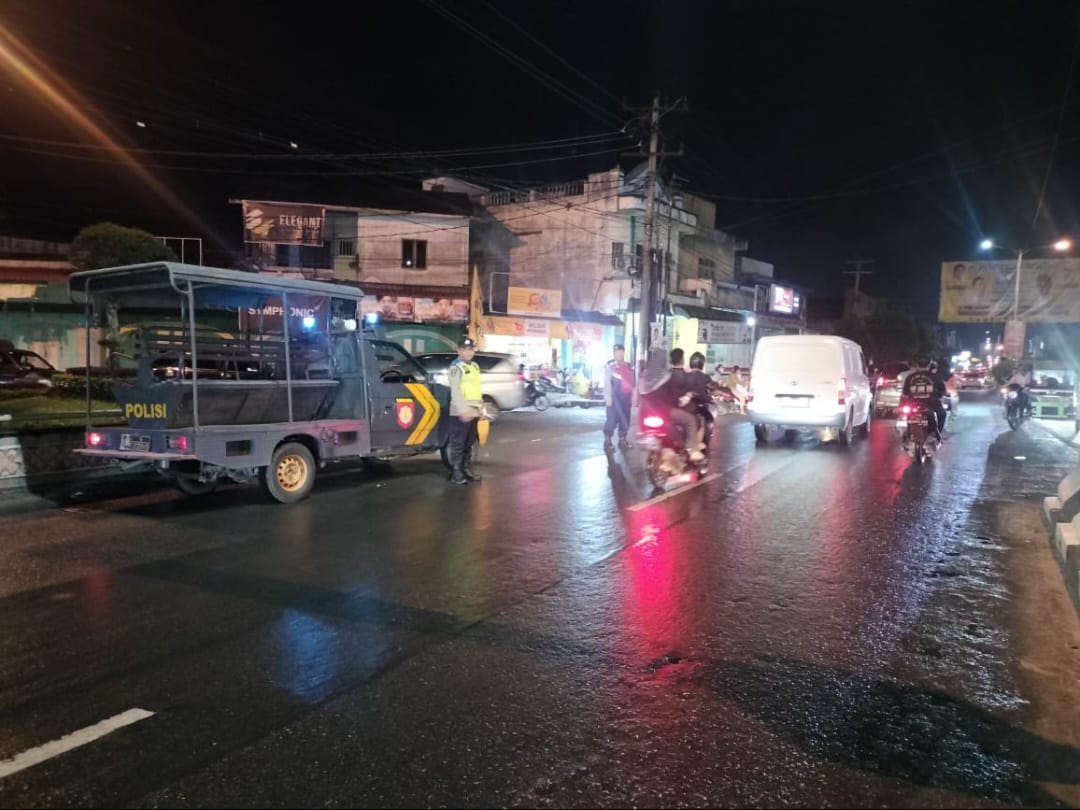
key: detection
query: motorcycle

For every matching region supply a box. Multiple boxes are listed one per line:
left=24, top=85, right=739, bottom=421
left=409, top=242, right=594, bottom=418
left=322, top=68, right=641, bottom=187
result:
left=896, top=398, right=937, bottom=464
left=522, top=378, right=550, bottom=411
left=1004, top=384, right=1032, bottom=430
left=711, top=384, right=742, bottom=416
left=638, top=391, right=711, bottom=489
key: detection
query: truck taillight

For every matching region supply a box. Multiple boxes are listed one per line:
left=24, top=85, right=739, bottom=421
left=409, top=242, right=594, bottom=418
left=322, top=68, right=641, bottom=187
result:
left=837, top=377, right=847, bottom=406
left=167, top=435, right=189, bottom=451
left=86, top=431, right=105, bottom=447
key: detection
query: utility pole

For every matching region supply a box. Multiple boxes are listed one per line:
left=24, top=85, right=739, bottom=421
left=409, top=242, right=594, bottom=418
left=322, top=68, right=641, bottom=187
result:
left=843, top=258, right=874, bottom=319
left=843, top=258, right=874, bottom=296
left=624, top=94, right=687, bottom=371
left=639, top=94, right=660, bottom=371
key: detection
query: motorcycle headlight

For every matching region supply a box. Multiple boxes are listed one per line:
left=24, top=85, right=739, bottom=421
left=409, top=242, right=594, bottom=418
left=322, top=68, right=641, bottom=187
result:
left=1007, top=390, right=1018, bottom=399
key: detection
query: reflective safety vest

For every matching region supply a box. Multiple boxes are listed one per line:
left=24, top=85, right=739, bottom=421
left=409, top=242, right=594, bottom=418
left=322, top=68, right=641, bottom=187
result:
left=452, top=359, right=483, bottom=403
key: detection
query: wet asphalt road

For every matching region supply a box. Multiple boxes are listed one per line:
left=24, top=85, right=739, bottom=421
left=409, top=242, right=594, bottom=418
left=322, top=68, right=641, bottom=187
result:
left=0, top=392, right=1078, bottom=808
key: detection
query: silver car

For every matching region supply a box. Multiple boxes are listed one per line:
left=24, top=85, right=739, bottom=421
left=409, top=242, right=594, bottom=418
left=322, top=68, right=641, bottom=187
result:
left=414, top=351, right=526, bottom=411
left=872, top=361, right=910, bottom=416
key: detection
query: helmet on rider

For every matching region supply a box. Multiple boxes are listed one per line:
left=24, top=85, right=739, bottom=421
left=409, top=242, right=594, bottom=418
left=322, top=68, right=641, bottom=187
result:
left=914, top=355, right=931, bottom=369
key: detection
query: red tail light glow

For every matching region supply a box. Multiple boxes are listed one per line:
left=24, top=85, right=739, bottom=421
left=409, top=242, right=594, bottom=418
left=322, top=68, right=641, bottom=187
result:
left=86, top=431, right=105, bottom=447
left=877, top=376, right=885, bottom=387
left=167, top=435, right=189, bottom=451
left=837, top=377, right=847, bottom=406
left=643, top=415, right=665, bottom=429
left=746, top=385, right=754, bottom=403
left=901, top=404, right=912, bottom=415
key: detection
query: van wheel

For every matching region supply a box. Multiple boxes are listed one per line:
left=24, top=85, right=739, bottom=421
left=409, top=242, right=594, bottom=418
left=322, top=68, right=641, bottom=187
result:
left=838, top=415, right=854, bottom=446
left=260, top=442, right=315, bottom=503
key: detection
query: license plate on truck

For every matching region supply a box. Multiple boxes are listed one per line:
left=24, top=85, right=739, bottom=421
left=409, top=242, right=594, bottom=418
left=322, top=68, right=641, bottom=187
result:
left=120, top=433, right=151, bottom=452
left=778, top=397, right=809, bottom=408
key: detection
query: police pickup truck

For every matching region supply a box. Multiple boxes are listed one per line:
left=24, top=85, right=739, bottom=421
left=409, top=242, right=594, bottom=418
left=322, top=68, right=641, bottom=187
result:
left=69, top=262, right=449, bottom=502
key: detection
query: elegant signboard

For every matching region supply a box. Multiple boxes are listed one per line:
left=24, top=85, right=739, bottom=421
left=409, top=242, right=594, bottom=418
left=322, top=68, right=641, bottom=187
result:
left=242, top=201, right=325, bottom=246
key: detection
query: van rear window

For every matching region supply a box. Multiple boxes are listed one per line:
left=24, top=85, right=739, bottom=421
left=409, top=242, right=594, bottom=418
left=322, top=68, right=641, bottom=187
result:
left=755, top=344, right=838, bottom=374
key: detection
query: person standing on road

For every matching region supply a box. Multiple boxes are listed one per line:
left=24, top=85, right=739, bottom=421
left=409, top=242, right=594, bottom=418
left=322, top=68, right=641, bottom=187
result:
left=603, top=343, right=635, bottom=451
left=446, top=336, right=485, bottom=485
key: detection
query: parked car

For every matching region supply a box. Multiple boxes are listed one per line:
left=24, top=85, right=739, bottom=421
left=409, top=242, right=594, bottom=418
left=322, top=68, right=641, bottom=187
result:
left=872, top=360, right=910, bottom=416
left=414, top=351, right=526, bottom=411
left=0, top=343, right=57, bottom=388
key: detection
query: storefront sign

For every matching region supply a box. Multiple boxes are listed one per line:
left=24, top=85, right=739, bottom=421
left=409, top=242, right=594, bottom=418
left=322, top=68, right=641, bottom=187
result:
left=507, top=286, right=562, bottom=317
left=697, top=321, right=752, bottom=344
left=242, top=201, right=325, bottom=246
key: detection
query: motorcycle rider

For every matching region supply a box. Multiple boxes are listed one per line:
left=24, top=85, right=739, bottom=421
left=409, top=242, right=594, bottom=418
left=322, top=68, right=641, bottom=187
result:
left=684, top=351, right=714, bottom=453
left=1006, top=363, right=1032, bottom=417
left=640, top=348, right=704, bottom=462
left=900, top=356, right=945, bottom=444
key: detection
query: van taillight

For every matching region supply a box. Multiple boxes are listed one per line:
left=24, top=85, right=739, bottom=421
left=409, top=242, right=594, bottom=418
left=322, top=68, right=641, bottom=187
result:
left=837, top=377, right=847, bottom=406
left=746, top=385, right=753, bottom=403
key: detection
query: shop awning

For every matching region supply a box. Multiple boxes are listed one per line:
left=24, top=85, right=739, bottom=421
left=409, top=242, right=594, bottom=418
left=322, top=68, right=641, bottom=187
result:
left=672, top=304, right=746, bottom=322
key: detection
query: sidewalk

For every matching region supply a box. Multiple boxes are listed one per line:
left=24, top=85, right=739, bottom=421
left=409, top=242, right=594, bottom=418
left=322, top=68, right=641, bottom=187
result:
left=1033, top=416, right=1080, bottom=449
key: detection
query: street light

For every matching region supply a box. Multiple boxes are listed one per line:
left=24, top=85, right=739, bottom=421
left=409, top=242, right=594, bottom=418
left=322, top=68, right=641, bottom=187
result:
left=979, top=237, right=1072, bottom=319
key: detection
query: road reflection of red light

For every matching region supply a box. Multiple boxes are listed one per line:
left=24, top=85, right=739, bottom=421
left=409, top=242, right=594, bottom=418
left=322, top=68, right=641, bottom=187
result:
left=82, top=568, right=114, bottom=631
left=620, top=509, right=686, bottom=658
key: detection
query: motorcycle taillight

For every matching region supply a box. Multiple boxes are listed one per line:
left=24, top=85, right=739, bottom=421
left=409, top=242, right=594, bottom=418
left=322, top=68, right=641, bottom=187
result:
left=901, top=404, right=912, bottom=415
left=643, top=414, right=665, bottom=429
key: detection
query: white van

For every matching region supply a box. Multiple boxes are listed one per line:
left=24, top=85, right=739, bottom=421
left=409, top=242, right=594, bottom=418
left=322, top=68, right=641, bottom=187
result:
left=747, top=335, right=872, bottom=445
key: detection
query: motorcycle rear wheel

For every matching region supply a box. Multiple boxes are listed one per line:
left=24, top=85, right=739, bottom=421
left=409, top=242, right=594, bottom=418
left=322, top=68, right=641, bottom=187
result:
left=646, top=450, right=669, bottom=489
left=533, top=394, right=550, bottom=411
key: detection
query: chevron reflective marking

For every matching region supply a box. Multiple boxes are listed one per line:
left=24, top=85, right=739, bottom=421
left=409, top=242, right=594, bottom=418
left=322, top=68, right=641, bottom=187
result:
left=404, top=383, right=440, bottom=445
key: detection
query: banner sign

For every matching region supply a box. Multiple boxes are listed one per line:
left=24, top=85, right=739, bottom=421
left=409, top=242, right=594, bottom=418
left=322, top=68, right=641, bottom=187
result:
left=242, top=201, right=325, bottom=246
left=697, top=321, right=752, bottom=344
left=507, top=286, right=562, bottom=317
left=360, top=296, right=467, bottom=323
left=939, top=259, right=1080, bottom=323
left=479, top=316, right=604, bottom=342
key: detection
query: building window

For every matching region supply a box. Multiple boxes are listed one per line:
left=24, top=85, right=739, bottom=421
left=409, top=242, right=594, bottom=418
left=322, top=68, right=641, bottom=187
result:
left=698, top=257, right=716, bottom=279
left=337, top=239, right=355, bottom=257
left=402, top=239, right=427, bottom=269
left=611, top=241, right=624, bottom=269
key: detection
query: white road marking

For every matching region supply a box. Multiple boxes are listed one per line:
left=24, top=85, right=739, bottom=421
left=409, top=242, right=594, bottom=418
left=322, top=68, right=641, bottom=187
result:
left=627, top=472, right=721, bottom=512
left=0, top=708, right=154, bottom=779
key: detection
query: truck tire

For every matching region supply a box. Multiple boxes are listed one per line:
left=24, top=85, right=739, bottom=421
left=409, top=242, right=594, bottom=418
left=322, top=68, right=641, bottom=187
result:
left=175, top=474, right=219, bottom=497
left=260, top=442, right=315, bottom=503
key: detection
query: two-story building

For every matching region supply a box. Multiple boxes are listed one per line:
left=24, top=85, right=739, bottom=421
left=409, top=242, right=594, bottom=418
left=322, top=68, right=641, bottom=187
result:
left=233, top=185, right=515, bottom=354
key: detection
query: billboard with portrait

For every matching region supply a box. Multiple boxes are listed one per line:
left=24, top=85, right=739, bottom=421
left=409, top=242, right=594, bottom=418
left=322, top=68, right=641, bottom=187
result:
left=939, top=259, right=1080, bottom=322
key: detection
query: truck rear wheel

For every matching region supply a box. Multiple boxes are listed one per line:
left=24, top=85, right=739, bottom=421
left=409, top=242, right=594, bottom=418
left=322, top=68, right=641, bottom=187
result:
left=260, top=442, right=315, bottom=503
left=176, top=474, right=219, bottom=497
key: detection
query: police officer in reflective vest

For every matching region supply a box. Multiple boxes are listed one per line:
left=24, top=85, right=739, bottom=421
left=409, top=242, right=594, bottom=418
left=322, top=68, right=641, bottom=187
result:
left=446, top=336, right=484, bottom=485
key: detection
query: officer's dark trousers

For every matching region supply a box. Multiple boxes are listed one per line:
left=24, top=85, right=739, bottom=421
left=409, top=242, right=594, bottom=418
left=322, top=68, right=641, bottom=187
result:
left=603, top=393, right=631, bottom=441
left=447, top=416, right=478, bottom=473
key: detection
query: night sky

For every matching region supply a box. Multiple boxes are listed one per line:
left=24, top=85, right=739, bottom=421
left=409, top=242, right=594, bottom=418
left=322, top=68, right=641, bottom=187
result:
left=2, top=0, right=1079, bottom=318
